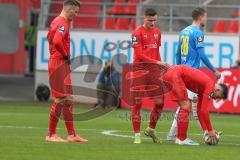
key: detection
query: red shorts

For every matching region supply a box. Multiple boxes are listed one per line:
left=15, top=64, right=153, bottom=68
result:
left=128, top=63, right=165, bottom=104
left=48, top=58, right=72, bottom=98
left=162, top=67, right=188, bottom=101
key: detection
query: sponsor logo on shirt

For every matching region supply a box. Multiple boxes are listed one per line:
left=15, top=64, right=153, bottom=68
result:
left=154, top=34, right=158, bottom=39
left=181, top=57, right=187, bottom=62
left=197, top=36, right=204, bottom=43
left=132, top=36, right=138, bottom=45
left=58, top=26, right=65, bottom=33
left=144, top=43, right=158, bottom=48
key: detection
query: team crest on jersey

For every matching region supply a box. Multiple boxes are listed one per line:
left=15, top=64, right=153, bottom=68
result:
left=197, top=36, right=204, bottom=43
left=132, top=36, right=138, bottom=45
left=58, top=26, right=65, bottom=33
left=154, top=34, right=158, bottom=39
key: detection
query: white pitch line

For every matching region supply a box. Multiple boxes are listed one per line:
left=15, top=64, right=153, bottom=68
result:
left=0, top=125, right=240, bottom=138
left=101, top=130, right=240, bottom=138
left=0, top=125, right=43, bottom=129
left=0, top=125, right=102, bottom=132
left=1, top=124, right=240, bottom=143
left=101, top=130, right=240, bottom=146
left=1, top=125, right=239, bottom=146
left=219, top=142, right=240, bottom=146
left=0, top=96, right=27, bottom=101
left=0, top=113, right=44, bottom=116
left=102, top=130, right=151, bottom=140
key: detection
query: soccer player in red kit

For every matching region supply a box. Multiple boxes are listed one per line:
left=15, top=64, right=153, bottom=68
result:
left=45, top=0, right=88, bottom=143
left=131, top=8, right=164, bottom=144
left=162, top=65, right=228, bottom=145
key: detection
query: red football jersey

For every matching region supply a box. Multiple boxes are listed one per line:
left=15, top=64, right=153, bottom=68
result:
left=131, top=26, right=161, bottom=63
left=181, top=67, right=215, bottom=96
left=47, top=16, right=70, bottom=59
left=163, top=65, right=215, bottom=131
left=164, top=65, right=215, bottom=97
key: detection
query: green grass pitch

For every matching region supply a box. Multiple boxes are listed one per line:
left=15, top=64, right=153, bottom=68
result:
left=0, top=101, right=239, bottom=160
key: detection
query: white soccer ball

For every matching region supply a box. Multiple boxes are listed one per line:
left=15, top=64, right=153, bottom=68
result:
left=204, top=132, right=220, bottom=145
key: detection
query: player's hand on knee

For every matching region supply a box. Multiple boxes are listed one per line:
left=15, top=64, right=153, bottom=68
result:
left=54, top=96, right=74, bottom=106
left=63, top=55, right=70, bottom=64
left=156, top=61, right=165, bottom=66
left=55, top=98, right=65, bottom=106
left=134, top=99, right=141, bottom=104
left=153, top=98, right=164, bottom=105
left=178, top=100, right=191, bottom=110
left=66, top=96, right=74, bottom=105
left=64, top=96, right=74, bottom=105
left=156, top=61, right=171, bottom=69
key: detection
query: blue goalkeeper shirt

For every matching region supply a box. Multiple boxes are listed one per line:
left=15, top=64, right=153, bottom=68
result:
left=176, top=25, right=216, bottom=72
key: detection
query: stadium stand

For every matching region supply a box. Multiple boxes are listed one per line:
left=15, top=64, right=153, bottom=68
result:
left=129, top=18, right=136, bottom=30
left=107, top=0, right=126, bottom=15
left=48, top=0, right=101, bottom=28
left=212, top=20, right=228, bottom=33
left=227, top=21, right=239, bottom=33
left=148, top=0, right=240, bottom=32
left=212, top=10, right=240, bottom=33
left=104, top=0, right=144, bottom=30
left=73, top=0, right=101, bottom=29
left=46, top=0, right=144, bottom=30
left=116, top=18, right=130, bottom=30
left=0, top=0, right=40, bottom=74
left=105, top=17, right=116, bottom=30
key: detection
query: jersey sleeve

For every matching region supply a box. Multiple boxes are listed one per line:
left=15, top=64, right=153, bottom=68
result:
left=158, top=30, right=161, bottom=47
left=52, top=23, right=69, bottom=58
left=197, top=95, right=213, bottom=132
left=131, top=30, right=158, bottom=63
left=195, top=31, right=205, bottom=48
left=198, top=47, right=217, bottom=72
left=131, top=30, right=142, bottom=48
left=176, top=36, right=182, bottom=65
left=157, top=30, right=162, bottom=61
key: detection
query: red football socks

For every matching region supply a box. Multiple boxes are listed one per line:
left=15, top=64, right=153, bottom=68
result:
left=63, top=104, right=76, bottom=135
left=131, top=103, right=142, bottom=133
left=149, top=104, right=163, bottom=129
left=48, top=102, right=63, bottom=136
left=48, top=102, right=76, bottom=136
left=177, top=108, right=190, bottom=141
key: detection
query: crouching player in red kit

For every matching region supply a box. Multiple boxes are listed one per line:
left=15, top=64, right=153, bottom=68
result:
left=162, top=65, right=228, bottom=145
left=130, top=8, right=165, bottom=144
left=45, top=0, right=88, bottom=143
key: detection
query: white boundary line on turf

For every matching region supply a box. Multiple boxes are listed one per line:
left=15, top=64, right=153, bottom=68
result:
left=0, top=125, right=102, bottom=131
left=101, top=130, right=240, bottom=146
left=102, top=130, right=150, bottom=140
left=0, top=125, right=240, bottom=146
left=102, top=130, right=240, bottom=138
left=0, top=113, right=44, bottom=115
left=0, top=125, right=240, bottom=138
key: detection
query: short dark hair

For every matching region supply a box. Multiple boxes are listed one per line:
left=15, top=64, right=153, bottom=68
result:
left=192, top=7, right=206, bottom=21
left=63, top=0, right=81, bottom=7
left=237, top=60, right=240, bottom=66
left=145, top=8, right=157, bottom=16
left=219, top=83, right=228, bottom=99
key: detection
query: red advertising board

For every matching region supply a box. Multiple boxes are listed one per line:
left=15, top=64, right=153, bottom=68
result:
left=201, top=68, right=240, bottom=113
